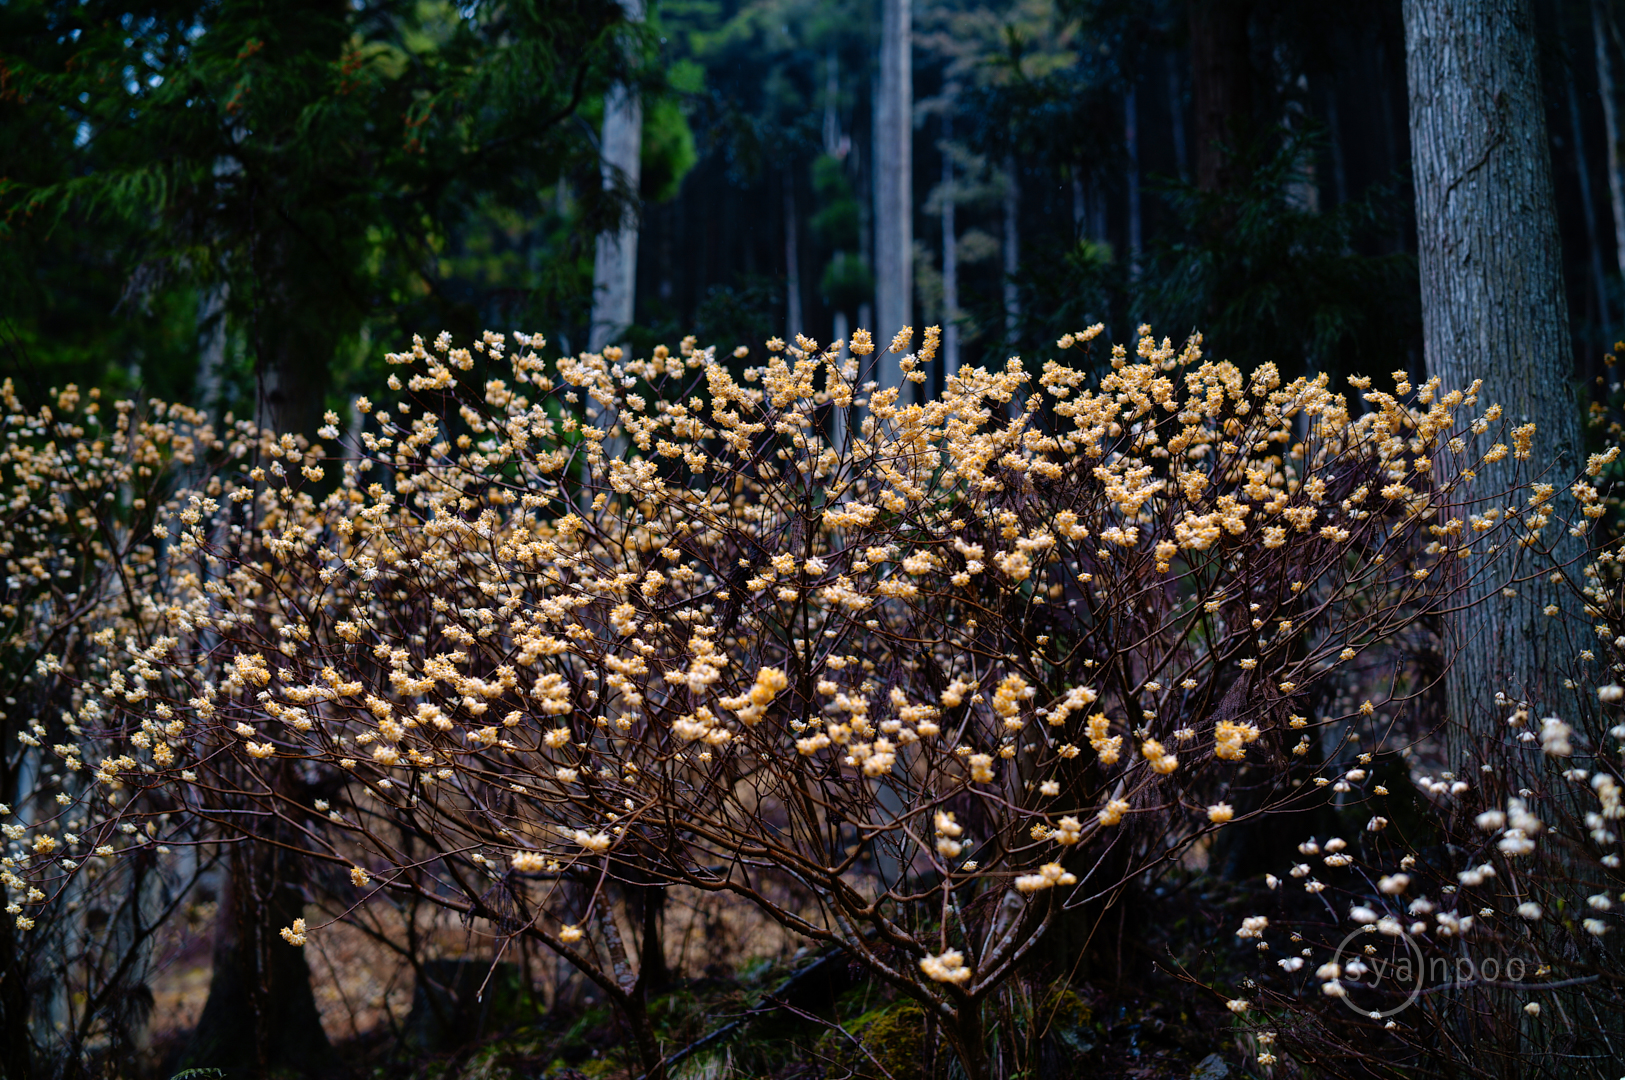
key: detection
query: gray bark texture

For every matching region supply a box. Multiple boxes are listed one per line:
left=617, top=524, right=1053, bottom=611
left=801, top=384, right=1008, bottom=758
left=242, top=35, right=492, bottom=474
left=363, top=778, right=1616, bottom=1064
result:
left=588, top=0, right=646, bottom=356
left=1403, top=0, right=1584, bottom=730
left=873, top=0, right=911, bottom=390
left=195, top=282, right=229, bottom=422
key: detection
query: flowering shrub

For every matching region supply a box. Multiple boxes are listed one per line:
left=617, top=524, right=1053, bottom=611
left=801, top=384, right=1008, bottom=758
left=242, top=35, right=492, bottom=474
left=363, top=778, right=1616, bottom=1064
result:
left=1220, top=548, right=1625, bottom=1075
left=7, top=324, right=1593, bottom=1076
left=0, top=385, right=239, bottom=1069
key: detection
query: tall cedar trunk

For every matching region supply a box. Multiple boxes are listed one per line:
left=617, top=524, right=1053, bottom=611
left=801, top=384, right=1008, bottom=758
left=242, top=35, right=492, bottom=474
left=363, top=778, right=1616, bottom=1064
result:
left=831, top=309, right=850, bottom=451
left=1188, top=0, right=1254, bottom=193
left=824, top=52, right=841, bottom=156
left=255, top=229, right=339, bottom=439
left=1403, top=0, right=1583, bottom=742
left=196, top=282, right=229, bottom=422
left=1125, top=84, right=1142, bottom=277
left=180, top=840, right=331, bottom=1075
left=826, top=51, right=850, bottom=450
left=1167, top=50, right=1189, bottom=181
left=1090, top=173, right=1107, bottom=243
left=942, top=106, right=960, bottom=372
left=784, top=170, right=802, bottom=342
left=874, top=0, right=911, bottom=390
left=1325, top=80, right=1349, bottom=206
left=588, top=0, right=646, bottom=355
left=1002, top=153, right=1019, bottom=350
left=1592, top=0, right=1625, bottom=286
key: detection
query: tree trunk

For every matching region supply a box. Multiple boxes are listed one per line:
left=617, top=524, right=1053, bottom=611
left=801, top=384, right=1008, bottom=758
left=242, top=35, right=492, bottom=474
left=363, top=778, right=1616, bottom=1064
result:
left=1090, top=173, right=1107, bottom=244
left=1188, top=0, right=1254, bottom=193
left=255, top=230, right=338, bottom=439
left=1003, top=153, right=1020, bottom=350
left=196, top=282, right=230, bottom=422
left=941, top=106, right=960, bottom=373
left=1403, top=0, right=1583, bottom=737
left=785, top=170, right=802, bottom=343
left=1125, top=84, right=1143, bottom=278
left=180, top=841, right=331, bottom=1075
left=0, top=915, right=36, bottom=1080
left=831, top=309, right=850, bottom=451
left=873, top=0, right=911, bottom=389
left=1592, top=0, right=1625, bottom=289
left=1168, top=50, right=1189, bottom=181
left=944, top=1001, right=989, bottom=1080
left=1564, top=26, right=1611, bottom=340
left=824, top=51, right=842, bottom=157
left=1324, top=79, right=1349, bottom=206
left=588, top=0, right=646, bottom=356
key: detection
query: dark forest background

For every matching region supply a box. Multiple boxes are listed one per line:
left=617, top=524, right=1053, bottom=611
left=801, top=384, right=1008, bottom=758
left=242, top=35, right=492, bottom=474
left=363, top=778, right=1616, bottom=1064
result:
left=3, top=0, right=1621, bottom=431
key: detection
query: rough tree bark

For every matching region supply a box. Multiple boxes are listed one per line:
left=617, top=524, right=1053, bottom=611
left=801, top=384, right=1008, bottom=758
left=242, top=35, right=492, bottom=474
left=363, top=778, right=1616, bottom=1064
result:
left=588, top=0, right=646, bottom=355
left=195, top=283, right=229, bottom=421
left=873, top=0, right=911, bottom=390
left=1403, top=0, right=1584, bottom=732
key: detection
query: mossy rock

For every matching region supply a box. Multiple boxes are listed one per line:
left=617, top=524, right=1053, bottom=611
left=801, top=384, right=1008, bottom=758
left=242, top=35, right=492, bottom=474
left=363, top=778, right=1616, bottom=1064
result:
left=1039, top=987, right=1095, bottom=1057
left=818, top=1000, right=928, bottom=1080
left=455, top=1037, right=550, bottom=1080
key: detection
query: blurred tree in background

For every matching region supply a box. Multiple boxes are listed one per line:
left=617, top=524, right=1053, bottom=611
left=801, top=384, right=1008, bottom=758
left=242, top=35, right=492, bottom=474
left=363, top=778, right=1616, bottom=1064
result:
left=1, top=0, right=698, bottom=432
left=9, top=0, right=1622, bottom=413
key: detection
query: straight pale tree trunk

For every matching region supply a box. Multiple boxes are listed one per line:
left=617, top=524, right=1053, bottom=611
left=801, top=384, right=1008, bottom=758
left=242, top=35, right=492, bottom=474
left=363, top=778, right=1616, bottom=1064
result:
left=785, top=170, right=802, bottom=343
left=825, top=50, right=851, bottom=449
left=195, top=282, right=229, bottom=421
left=1403, top=0, right=1584, bottom=738
left=831, top=309, right=850, bottom=451
left=588, top=0, right=646, bottom=355
left=941, top=105, right=959, bottom=372
left=825, top=51, right=842, bottom=156
left=873, top=0, right=911, bottom=389
left=1125, top=84, right=1142, bottom=277
left=1003, top=153, right=1019, bottom=350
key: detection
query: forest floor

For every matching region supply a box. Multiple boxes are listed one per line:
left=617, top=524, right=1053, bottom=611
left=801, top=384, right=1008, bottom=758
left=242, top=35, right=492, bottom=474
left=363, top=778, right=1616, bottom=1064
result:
left=140, top=869, right=1261, bottom=1080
